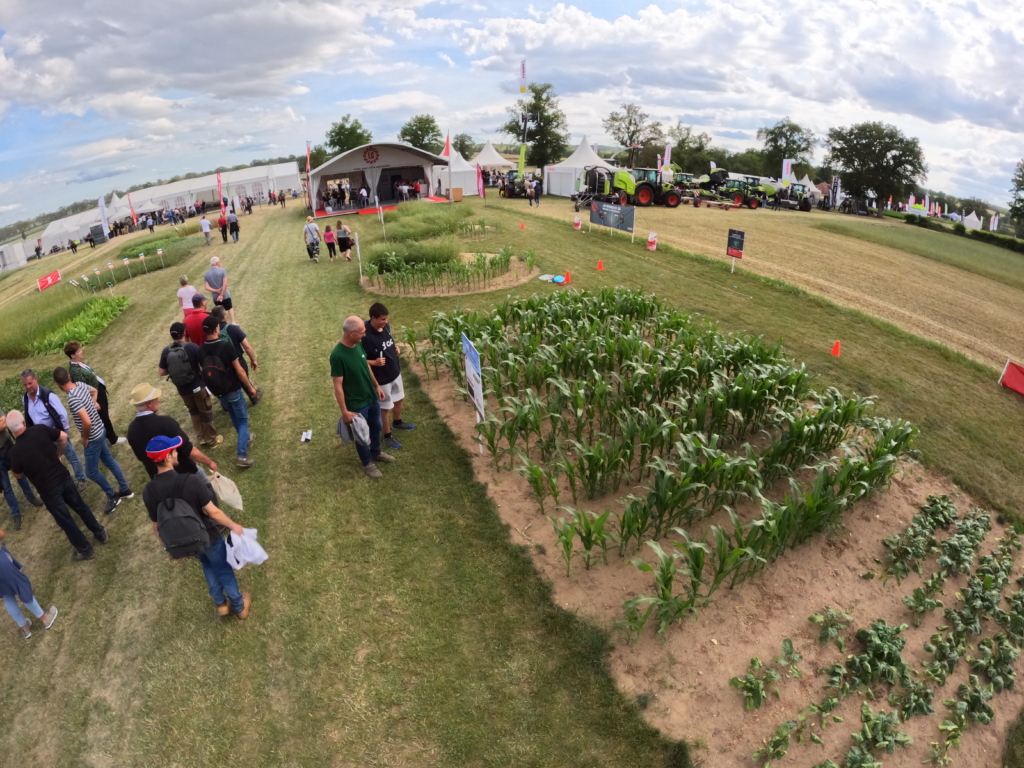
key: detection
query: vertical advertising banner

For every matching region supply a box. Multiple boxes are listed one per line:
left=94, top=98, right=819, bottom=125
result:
left=127, top=191, right=138, bottom=225
left=217, top=173, right=225, bottom=215
left=306, top=140, right=313, bottom=210
left=476, top=163, right=485, bottom=198
left=98, top=194, right=110, bottom=236
left=782, top=159, right=794, bottom=179
left=520, top=59, right=526, bottom=93
left=517, top=145, right=526, bottom=178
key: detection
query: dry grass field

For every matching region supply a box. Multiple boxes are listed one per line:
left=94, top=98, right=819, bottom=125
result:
left=524, top=199, right=1024, bottom=371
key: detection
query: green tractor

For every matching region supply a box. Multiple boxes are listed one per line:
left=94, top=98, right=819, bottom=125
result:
left=498, top=169, right=528, bottom=199
left=571, top=166, right=637, bottom=211
left=627, top=168, right=683, bottom=207
left=775, top=182, right=813, bottom=212
left=717, top=178, right=765, bottom=209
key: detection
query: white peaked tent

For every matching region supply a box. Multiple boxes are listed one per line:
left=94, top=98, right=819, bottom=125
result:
left=472, top=140, right=513, bottom=168
left=432, top=150, right=478, bottom=198
left=963, top=211, right=983, bottom=230
left=543, top=137, right=616, bottom=197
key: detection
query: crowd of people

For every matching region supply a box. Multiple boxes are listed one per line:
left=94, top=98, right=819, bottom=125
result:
left=1, top=239, right=415, bottom=634
left=302, top=217, right=354, bottom=263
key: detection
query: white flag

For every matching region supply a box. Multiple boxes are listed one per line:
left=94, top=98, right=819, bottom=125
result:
left=98, top=195, right=110, bottom=236
left=782, top=159, right=794, bottom=179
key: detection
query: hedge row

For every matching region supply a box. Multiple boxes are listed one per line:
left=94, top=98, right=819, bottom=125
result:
left=903, top=214, right=1024, bottom=254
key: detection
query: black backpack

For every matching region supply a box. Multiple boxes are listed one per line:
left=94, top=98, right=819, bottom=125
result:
left=166, top=342, right=194, bottom=387
left=156, top=475, right=212, bottom=559
left=200, top=341, right=234, bottom=396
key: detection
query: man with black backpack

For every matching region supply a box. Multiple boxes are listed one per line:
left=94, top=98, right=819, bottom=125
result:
left=157, top=322, right=221, bottom=447
left=200, top=315, right=261, bottom=468
left=142, top=435, right=250, bottom=619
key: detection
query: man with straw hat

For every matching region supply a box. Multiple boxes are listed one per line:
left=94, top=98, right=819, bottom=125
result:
left=142, top=435, right=251, bottom=619
left=126, top=382, right=220, bottom=493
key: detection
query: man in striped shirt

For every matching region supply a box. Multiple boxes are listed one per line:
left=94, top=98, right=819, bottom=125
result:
left=53, top=368, right=132, bottom=516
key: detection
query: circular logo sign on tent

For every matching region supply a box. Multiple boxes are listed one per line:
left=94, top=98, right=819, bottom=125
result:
left=362, top=147, right=380, bottom=165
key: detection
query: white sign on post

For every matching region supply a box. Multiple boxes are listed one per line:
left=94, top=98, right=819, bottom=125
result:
left=462, top=332, right=485, bottom=454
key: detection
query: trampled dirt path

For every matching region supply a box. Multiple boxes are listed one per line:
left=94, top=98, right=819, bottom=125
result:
left=420, top=364, right=1023, bottom=768
left=515, top=199, right=1024, bottom=371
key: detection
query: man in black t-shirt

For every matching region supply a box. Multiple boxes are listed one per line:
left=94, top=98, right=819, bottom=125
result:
left=210, top=306, right=260, bottom=406
left=362, top=303, right=415, bottom=449
left=126, top=382, right=219, bottom=487
left=141, top=435, right=250, bottom=619
left=200, top=315, right=260, bottom=468
left=6, top=410, right=107, bottom=560
left=158, top=323, right=221, bottom=447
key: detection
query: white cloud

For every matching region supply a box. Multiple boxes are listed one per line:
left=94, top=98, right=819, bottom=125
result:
left=339, top=90, right=438, bottom=113
left=0, top=203, right=22, bottom=212
left=439, top=53, right=455, bottom=68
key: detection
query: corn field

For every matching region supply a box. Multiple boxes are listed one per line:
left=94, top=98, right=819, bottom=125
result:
left=417, top=288, right=918, bottom=636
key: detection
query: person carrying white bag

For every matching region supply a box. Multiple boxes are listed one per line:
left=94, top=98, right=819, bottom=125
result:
left=225, top=528, right=268, bottom=570
left=141, top=435, right=253, bottom=620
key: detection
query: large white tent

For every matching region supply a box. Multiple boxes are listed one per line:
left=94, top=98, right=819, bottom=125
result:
left=543, top=136, right=616, bottom=197
left=432, top=149, right=478, bottom=199
left=308, top=143, right=448, bottom=215
left=0, top=241, right=27, bottom=272
left=963, top=211, right=983, bottom=230
left=38, top=162, right=302, bottom=246
left=472, top=141, right=513, bottom=168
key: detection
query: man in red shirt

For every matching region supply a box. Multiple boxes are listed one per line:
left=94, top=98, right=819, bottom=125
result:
left=413, top=181, right=421, bottom=199
left=217, top=214, right=228, bottom=243
left=184, top=294, right=211, bottom=345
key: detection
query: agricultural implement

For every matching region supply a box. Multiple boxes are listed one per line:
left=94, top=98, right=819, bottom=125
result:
left=571, top=166, right=637, bottom=211
left=499, top=169, right=529, bottom=199
left=775, top=182, right=813, bottom=212
left=627, top=168, right=683, bottom=208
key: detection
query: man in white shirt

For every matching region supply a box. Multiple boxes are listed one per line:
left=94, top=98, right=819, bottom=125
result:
left=359, top=188, right=368, bottom=208
left=20, top=369, right=87, bottom=490
left=200, top=216, right=212, bottom=246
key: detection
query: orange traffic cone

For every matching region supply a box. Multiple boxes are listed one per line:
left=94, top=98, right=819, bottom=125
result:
left=519, top=222, right=525, bottom=230
left=564, top=270, right=572, bottom=285
left=831, top=341, right=841, bottom=357
left=597, top=260, right=604, bottom=271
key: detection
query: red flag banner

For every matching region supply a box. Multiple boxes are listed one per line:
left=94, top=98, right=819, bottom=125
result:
left=476, top=163, right=485, bottom=199
left=998, top=360, right=1024, bottom=398
left=443, top=134, right=451, bottom=157
left=306, top=140, right=313, bottom=210
left=127, top=192, right=138, bottom=225
left=217, top=173, right=225, bottom=215
left=37, top=270, right=61, bottom=291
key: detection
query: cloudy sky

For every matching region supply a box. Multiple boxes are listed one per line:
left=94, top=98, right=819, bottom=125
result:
left=1, top=0, right=1022, bottom=225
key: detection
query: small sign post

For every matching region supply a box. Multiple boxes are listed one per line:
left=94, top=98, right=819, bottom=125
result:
left=727, top=229, right=745, bottom=273
left=461, top=333, right=485, bottom=455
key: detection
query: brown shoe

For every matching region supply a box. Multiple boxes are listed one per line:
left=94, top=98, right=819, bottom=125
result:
left=237, top=591, right=251, bottom=620
left=216, top=603, right=230, bottom=617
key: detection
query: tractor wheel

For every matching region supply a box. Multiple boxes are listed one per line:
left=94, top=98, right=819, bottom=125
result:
left=665, top=191, right=681, bottom=208
left=574, top=202, right=580, bottom=212
left=618, top=192, right=629, bottom=206
left=733, top=193, right=744, bottom=205
left=748, top=197, right=760, bottom=210
left=635, top=184, right=654, bottom=206
left=693, top=196, right=702, bottom=208
left=799, top=198, right=812, bottom=212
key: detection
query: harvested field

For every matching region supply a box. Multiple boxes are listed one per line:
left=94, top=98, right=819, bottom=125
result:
left=522, top=199, right=1024, bottom=370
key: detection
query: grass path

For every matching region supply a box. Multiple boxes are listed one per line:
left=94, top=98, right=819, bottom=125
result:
left=0, top=204, right=691, bottom=768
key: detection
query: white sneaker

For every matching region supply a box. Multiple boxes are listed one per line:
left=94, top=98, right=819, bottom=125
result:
left=42, top=606, right=58, bottom=629
left=115, top=437, right=127, bottom=445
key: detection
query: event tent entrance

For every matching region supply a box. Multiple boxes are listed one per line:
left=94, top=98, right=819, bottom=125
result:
left=543, top=136, right=616, bottom=197
left=309, top=143, right=447, bottom=218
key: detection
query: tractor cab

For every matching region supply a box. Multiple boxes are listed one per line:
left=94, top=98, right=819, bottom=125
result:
left=629, top=168, right=661, bottom=185
left=743, top=176, right=761, bottom=187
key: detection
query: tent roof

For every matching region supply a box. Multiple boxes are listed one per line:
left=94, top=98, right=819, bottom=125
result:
left=544, top=136, right=615, bottom=172
left=445, top=149, right=474, bottom=171
left=310, top=143, right=446, bottom=176
left=472, top=140, right=513, bottom=167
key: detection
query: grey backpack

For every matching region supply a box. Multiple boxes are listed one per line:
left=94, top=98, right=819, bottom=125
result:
left=156, top=475, right=211, bottom=559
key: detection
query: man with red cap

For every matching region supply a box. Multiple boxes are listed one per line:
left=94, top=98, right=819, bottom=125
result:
left=142, top=435, right=251, bottom=619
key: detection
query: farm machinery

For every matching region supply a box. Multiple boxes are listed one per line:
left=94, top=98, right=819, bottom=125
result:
left=570, top=166, right=684, bottom=211
left=498, top=169, right=529, bottom=199
left=775, top=182, right=814, bottom=212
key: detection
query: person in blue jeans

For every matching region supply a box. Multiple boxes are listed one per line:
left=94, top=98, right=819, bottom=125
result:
left=21, top=369, right=87, bottom=490
left=141, top=435, right=250, bottom=619
left=330, top=316, right=393, bottom=479
left=1, top=528, right=58, bottom=640
left=199, top=315, right=261, bottom=468
left=54, top=368, right=132, bottom=516
left=0, top=413, right=44, bottom=531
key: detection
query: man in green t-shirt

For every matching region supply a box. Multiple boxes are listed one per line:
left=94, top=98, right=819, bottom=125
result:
left=330, top=316, right=392, bottom=478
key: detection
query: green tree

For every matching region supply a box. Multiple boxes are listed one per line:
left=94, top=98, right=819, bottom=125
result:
left=825, top=122, right=927, bottom=217
left=308, top=144, right=329, bottom=170
left=451, top=133, right=476, bottom=159
left=664, top=122, right=714, bottom=174
left=757, top=117, right=815, bottom=178
left=1009, top=159, right=1024, bottom=237
left=325, top=115, right=372, bottom=154
left=602, top=104, right=664, bottom=165
left=499, top=83, right=570, bottom=170
left=398, top=114, right=444, bottom=154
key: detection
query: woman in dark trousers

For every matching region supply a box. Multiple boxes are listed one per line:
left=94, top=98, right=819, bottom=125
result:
left=63, top=341, right=125, bottom=445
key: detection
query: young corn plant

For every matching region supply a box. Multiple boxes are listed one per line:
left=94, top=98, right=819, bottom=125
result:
left=730, top=657, right=781, bottom=710
left=517, top=456, right=548, bottom=515
left=624, top=541, right=696, bottom=637
left=615, top=497, right=653, bottom=556
left=568, top=508, right=610, bottom=569
left=475, top=416, right=504, bottom=468
left=809, top=606, right=854, bottom=652
left=548, top=515, right=576, bottom=576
